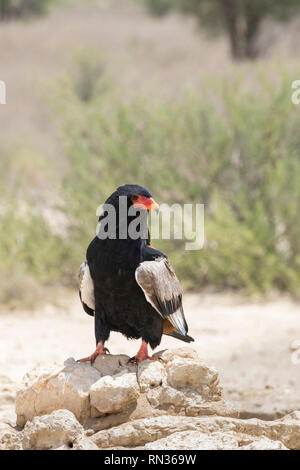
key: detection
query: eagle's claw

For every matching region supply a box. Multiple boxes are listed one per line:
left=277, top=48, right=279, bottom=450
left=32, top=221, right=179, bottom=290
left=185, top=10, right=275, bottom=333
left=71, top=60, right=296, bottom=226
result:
left=77, top=342, right=110, bottom=363
left=128, top=354, right=161, bottom=364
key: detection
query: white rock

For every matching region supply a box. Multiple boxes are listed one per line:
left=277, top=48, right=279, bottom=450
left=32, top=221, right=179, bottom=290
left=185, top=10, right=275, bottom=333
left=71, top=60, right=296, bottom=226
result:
left=90, top=371, right=139, bottom=415
left=11, top=348, right=300, bottom=450
left=145, top=430, right=288, bottom=450
left=21, top=409, right=97, bottom=450
left=166, top=356, right=220, bottom=394
left=16, top=359, right=101, bottom=426
left=137, top=360, right=166, bottom=393
left=0, top=422, right=21, bottom=450
left=92, top=412, right=300, bottom=450
left=15, top=348, right=237, bottom=427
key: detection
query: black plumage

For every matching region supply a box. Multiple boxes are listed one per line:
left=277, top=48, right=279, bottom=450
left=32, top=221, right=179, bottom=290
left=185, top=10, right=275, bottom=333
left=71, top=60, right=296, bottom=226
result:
left=78, top=184, right=194, bottom=362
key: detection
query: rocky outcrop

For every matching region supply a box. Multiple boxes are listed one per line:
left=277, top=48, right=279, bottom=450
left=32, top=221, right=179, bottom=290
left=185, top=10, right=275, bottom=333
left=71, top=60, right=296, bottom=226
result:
left=15, top=348, right=236, bottom=429
left=0, top=347, right=297, bottom=450
left=92, top=412, right=300, bottom=450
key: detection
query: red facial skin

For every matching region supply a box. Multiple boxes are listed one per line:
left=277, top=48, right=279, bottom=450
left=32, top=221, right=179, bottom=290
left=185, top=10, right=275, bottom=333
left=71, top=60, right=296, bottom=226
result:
left=132, top=195, right=159, bottom=211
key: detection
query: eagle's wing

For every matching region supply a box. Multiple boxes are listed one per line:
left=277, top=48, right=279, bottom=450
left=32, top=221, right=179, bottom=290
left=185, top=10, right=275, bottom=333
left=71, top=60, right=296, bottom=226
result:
left=135, top=256, right=188, bottom=336
left=78, top=261, right=95, bottom=316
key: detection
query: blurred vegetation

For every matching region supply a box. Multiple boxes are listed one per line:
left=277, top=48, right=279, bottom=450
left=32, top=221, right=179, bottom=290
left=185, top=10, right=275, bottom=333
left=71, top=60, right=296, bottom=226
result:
left=0, top=0, right=58, bottom=19
left=0, top=142, right=72, bottom=307
left=1, top=54, right=300, bottom=305
left=141, top=0, right=300, bottom=59
left=51, top=60, right=300, bottom=296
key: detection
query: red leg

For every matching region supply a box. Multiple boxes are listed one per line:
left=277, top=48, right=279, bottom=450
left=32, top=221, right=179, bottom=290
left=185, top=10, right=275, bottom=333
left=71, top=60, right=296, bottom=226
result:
left=78, top=341, right=109, bottom=363
left=131, top=340, right=160, bottom=362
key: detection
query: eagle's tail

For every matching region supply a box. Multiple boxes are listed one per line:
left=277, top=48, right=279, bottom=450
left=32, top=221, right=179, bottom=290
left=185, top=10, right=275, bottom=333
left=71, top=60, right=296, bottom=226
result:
left=165, top=331, right=194, bottom=343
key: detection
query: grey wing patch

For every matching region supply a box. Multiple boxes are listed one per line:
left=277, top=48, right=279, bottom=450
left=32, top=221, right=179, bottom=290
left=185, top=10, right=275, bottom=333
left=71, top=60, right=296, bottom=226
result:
left=135, top=257, right=188, bottom=336
left=79, top=261, right=95, bottom=316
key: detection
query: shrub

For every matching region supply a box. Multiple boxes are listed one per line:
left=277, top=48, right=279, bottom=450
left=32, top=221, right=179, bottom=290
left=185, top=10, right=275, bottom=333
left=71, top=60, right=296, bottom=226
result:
left=57, top=72, right=300, bottom=295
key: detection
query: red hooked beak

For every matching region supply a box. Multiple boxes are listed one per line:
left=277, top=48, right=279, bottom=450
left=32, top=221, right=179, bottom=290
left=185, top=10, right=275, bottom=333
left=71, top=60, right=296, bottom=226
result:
left=132, top=195, right=159, bottom=212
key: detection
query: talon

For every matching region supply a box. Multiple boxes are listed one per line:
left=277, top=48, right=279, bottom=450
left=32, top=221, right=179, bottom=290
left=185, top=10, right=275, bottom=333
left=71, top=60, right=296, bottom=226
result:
left=128, top=356, right=138, bottom=364
left=130, top=340, right=160, bottom=362
left=153, top=355, right=163, bottom=362
left=78, top=341, right=108, bottom=363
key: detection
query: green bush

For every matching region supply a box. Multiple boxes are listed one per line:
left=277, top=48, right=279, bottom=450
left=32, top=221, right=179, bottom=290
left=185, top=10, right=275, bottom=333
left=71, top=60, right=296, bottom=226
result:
left=57, top=72, right=300, bottom=295
left=2, top=66, right=299, bottom=303
left=0, top=142, right=74, bottom=306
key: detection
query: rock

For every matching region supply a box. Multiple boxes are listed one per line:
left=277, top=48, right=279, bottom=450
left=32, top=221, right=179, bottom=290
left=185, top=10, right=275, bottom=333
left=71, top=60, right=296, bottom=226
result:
left=160, top=348, right=199, bottom=362
left=145, top=430, right=288, bottom=450
left=92, top=415, right=196, bottom=448
left=90, top=371, right=140, bottom=416
left=85, top=393, right=164, bottom=434
left=92, top=412, right=300, bottom=450
left=16, top=359, right=101, bottom=426
left=137, top=360, right=166, bottom=393
left=21, top=409, right=97, bottom=450
left=93, top=354, right=135, bottom=376
left=10, top=347, right=300, bottom=450
left=140, top=348, right=230, bottom=418
left=0, top=422, right=21, bottom=450
left=16, top=348, right=236, bottom=428
left=165, top=355, right=220, bottom=396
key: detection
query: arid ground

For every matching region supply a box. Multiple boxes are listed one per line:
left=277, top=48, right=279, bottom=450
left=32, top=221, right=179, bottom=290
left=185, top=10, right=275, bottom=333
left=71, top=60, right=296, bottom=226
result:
left=1, top=292, right=299, bottom=422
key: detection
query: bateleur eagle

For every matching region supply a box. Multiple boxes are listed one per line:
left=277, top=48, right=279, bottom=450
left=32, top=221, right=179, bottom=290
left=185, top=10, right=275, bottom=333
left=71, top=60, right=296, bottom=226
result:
left=78, top=184, right=194, bottom=362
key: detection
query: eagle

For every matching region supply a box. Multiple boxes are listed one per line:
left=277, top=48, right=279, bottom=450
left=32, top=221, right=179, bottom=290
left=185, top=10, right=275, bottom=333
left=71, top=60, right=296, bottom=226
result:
left=78, top=184, right=194, bottom=362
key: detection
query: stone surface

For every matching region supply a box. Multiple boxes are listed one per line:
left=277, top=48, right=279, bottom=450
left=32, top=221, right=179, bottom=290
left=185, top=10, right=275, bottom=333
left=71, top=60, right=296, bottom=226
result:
left=21, top=409, right=94, bottom=450
left=162, top=348, right=221, bottom=395
left=93, top=354, right=135, bottom=376
left=0, top=422, right=22, bottom=450
left=90, top=371, right=140, bottom=416
left=0, top=409, right=97, bottom=450
left=16, top=359, right=101, bottom=426
left=16, top=348, right=236, bottom=428
left=145, top=430, right=288, bottom=450
left=5, top=348, right=300, bottom=450
left=141, top=348, right=231, bottom=418
left=92, top=412, right=300, bottom=450
left=137, top=360, right=166, bottom=393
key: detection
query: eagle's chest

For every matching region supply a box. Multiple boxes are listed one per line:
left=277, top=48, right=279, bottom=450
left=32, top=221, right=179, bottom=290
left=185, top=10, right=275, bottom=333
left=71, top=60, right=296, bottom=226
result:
left=94, top=267, right=137, bottom=298
left=91, top=239, right=141, bottom=299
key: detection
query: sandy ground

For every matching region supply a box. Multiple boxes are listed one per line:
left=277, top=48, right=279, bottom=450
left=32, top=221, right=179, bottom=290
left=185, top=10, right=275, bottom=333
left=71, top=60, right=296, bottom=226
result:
left=0, top=292, right=299, bottom=421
